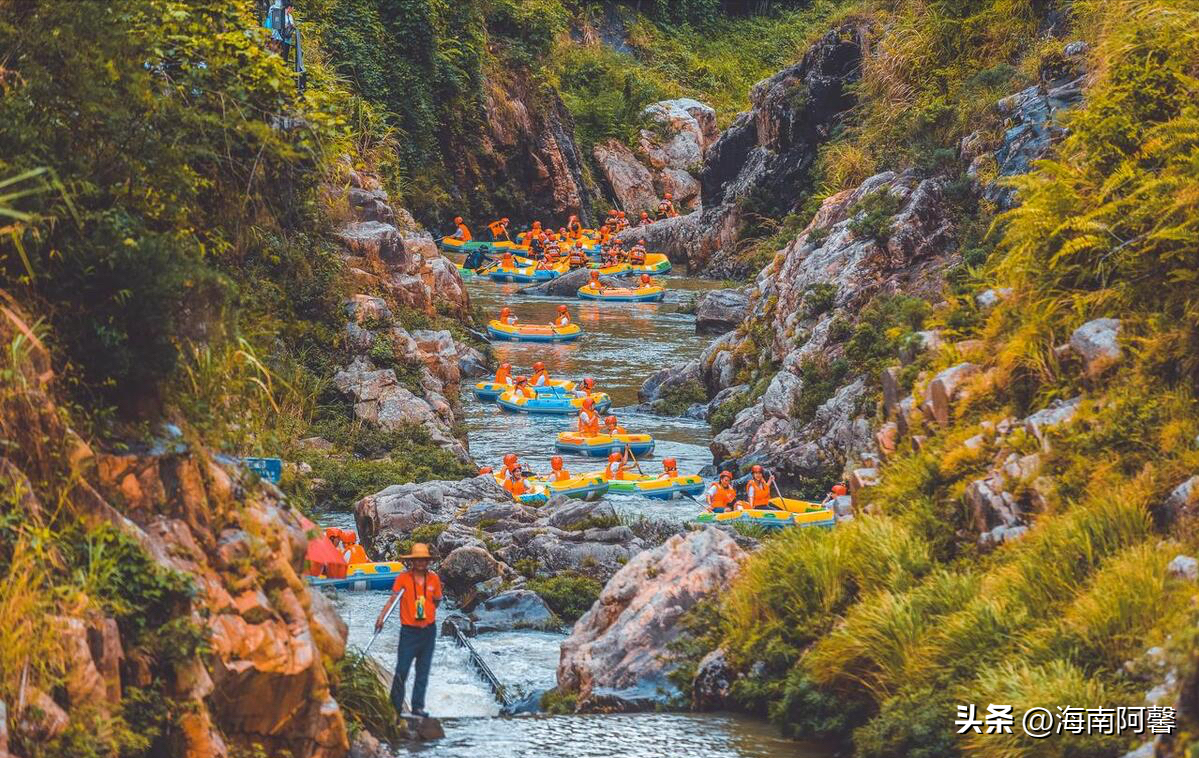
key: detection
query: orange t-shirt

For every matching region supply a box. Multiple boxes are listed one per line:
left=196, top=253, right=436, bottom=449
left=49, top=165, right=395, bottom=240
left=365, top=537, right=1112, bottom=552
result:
left=390, top=570, right=443, bottom=627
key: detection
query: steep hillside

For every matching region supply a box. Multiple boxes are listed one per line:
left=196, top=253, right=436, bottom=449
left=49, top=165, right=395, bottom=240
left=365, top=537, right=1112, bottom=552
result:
left=651, top=1, right=1199, bottom=757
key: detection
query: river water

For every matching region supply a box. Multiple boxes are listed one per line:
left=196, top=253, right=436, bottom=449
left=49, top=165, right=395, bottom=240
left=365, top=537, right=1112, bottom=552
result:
left=319, top=271, right=838, bottom=757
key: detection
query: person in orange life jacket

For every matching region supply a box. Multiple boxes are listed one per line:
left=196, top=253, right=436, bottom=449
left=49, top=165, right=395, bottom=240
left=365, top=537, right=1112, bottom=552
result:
left=324, top=526, right=344, bottom=551
left=615, top=211, right=628, bottom=231
left=657, top=193, right=676, bottom=219
left=497, top=453, right=519, bottom=484
left=553, top=305, right=571, bottom=328
left=572, top=376, right=597, bottom=399
left=577, top=396, right=600, bottom=434
left=531, top=361, right=551, bottom=386
left=548, top=455, right=572, bottom=482
left=488, top=217, right=511, bottom=241
left=376, top=542, right=442, bottom=719
left=657, top=457, right=679, bottom=479
left=603, top=449, right=632, bottom=481
left=499, top=250, right=516, bottom=269
left=588, top=270, right=607, bottom=291
left=706, top=470, right=740, bottom=513
left=822, top=481, right=848, bottom=506
left=568, top=247, right=589, bottom=268
left=452, top=216, right=472, bottom=241
left=504, top=467, right=529, bottom=497
left=567, top=214, right=583, bottom=234
left=597, top=223, right=612, bottom=245
left=528, top=230, right=545, bottom=257
left=342, top=531, right=369, bottom=564
left=629, top=241, right=647, bottom=265
left=639, top=211, right=651, bottom=227
left=493, top=362, right=513, bottom=386
left=603, top=415, right=626, bottom=435
left=498, top=306, right=518, bottom=325
left=638, top=273, right=655, bottom=288
left=512, top=375, right=536, bottom=399
left=745, top=464, right=775, bottom=510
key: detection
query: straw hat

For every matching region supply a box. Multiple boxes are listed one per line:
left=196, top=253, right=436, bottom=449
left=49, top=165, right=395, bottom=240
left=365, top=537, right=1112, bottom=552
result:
left=400, top=543, right=435, bottom=560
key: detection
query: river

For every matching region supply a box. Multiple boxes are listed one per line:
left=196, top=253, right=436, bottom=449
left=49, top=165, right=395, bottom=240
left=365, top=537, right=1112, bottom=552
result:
left=319, top=270, right=838, bottom=757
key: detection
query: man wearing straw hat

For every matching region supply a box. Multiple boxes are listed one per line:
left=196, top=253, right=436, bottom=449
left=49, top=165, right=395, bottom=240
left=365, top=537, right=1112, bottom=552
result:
left=375, top=543, right=442, bottom=718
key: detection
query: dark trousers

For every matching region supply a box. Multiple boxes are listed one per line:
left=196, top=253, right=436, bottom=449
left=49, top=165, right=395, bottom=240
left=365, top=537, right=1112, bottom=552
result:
left=390, top=623, right=436, bottom=713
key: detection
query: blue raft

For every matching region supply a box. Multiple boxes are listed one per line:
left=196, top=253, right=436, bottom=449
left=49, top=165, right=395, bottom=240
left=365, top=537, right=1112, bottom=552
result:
left=307, top=561, right=404, bottom=591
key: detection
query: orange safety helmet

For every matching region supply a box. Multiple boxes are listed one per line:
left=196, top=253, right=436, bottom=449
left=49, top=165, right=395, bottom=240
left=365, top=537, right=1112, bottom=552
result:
left=503, top=453, right=518, bottom=467
left=663, top=457, right=677, bottom=469
left=343, top=531, right=358, bottom=544
left=550, top=455, right=564, bottom=470
left=832, top=482, right=848, bottom=496
left=582, top=377, right=595, bottom=388
left=514, top=375, right=528, bottom=384
left=500, top=362, right=511, bottom=370
left=604, top=415, right=618, bottom=426
left=558, top=304, right=568, bottom=312
left=533, top=361, right=545, bottom=371
left=665, top=192, right=673, bottom=200
left=752, top=464, right=764, bottom=474
left=454, top=216, right=464, bottom=224
left=640, top=274, right=651, bottom=284
left=608, top=451, right=622, bottom=462
left=500, top=306, right=511, bottom=316
left=720, top=470, right=733, bottom=481
left=617, top=211, right=626, bottom=218
left=640, top=212, right=649, bottom=218
left=582, top=397, right=595, bottom=409
left=325, top=527, right=341, bottom=541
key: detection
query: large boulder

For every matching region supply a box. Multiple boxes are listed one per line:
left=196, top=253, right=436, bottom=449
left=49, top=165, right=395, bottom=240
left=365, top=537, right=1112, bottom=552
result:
left=517, top=265, right=594, bottom=297
left=439, top=546, right=501, bottom=594
left=557, top=528, right=746, bottom=710
left=470, top=590, right=559, bottom=633
left=694, top=289, right=750, bottom=334
left=593, top=139, right=659, bottom=215
left=692, top=648, right=736, bottom=711
left=355, top=476, right=509, bottom=557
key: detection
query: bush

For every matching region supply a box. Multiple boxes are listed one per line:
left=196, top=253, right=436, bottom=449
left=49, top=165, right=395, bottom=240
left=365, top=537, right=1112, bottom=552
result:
left=853, top=687, right=961, bottom=758
left=847, top=191, right=904, bottom=243
left=526, top=573, right=602, bottom=622
left=794, top=356, right=850, bottom=424
left=331, top=651, right=402, bottom=741
left=653, top=379, right=708, bottom=416
left=802, top=283, right=838, bottom=318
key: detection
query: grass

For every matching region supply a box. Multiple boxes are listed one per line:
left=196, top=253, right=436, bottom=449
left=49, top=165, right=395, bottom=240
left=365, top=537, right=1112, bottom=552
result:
left=331, top=651, right=403, bottom=742
left=526, top=573, right=603, bottom=623
left=653, top=379, right=708, bottom=416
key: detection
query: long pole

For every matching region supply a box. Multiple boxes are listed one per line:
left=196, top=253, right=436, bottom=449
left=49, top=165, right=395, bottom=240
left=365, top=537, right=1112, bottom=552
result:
left=624, top=443, right=646, bottom=476
left=364, top=588, right=403, bottom=655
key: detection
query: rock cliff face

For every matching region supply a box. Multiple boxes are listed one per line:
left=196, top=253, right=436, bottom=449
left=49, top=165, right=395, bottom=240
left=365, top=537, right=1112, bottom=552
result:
left=0, top=298, right=351, bottom=758
left=616, top=23, right=866, bottom=276
left=593, top=98, right=718, bottom=216
left=457, top=71, right=594, bottom=225
left=330, top=166, right=487, bottom=461
left=556, top=528, right=745, bottom=711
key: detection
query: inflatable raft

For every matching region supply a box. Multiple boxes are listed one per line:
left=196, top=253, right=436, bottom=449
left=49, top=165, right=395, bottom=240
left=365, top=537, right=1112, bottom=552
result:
left=438, top=237, right=521, bottom=254
left=497, top=389, right=611, bottom=415
left=473, top=379, right=576, bottom=402
left=586, top=472, right=705, bottom=499
left=577, top=284, right=666, bottom=303
left=307, top=561, right=404, bottom=591
left=629, top=253, right=672, bottom=274
left=554, top=431, right=655, bottom=457
left=695, top=505, right=836, bottom=530
left=488, top=264, right=564, bottom=283
left=531, top=473, right=610, bottom=501
left=487, top=320, right=584, bottom=343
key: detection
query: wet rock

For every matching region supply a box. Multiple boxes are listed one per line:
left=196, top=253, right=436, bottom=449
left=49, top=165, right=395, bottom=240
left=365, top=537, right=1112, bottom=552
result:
left=1168, top=555, right=1199, bottom=581
left=1069, top=317, right=1122, bottom=377
left=1023, top=396, right=1081, bottom=450
left=694, top=289, right=750, bottom=334
left=355, top=476, right=509, bottom=556
left=457, top=344, right=491, bottom=378
left=350, top=730, right=394, bottom=758
left=517, top=265, right=594, bottom=297
left=692, top=648, right=736, bottom=711
left=440, top=546, right=501, bottom=594
left=470, top=589, right=558, bottom=632
left=558, top=528, right=746, bottom=710
left=413, top=716, right=446, bottom=741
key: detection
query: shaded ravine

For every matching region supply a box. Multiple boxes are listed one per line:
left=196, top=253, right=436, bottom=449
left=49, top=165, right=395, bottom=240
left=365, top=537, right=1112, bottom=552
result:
left=321, top=271, right=837, bottom=757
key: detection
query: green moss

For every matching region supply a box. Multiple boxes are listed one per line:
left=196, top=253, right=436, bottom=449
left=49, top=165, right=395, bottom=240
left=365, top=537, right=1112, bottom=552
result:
left=561, top=514, right=621, bottom=532
left=847, top=190, right=904, bottom=244
left=526, top=572, right=602, bottom=622
left=653, top=379, right=708, bottom=416
left=539, top=688, right=578, bottom=715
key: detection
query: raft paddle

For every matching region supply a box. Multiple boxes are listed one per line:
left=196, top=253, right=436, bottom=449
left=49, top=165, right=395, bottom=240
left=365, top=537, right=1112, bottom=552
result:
left=624, top=443, right=646, bottom=476
left=364, top=588, right=403, bottom=655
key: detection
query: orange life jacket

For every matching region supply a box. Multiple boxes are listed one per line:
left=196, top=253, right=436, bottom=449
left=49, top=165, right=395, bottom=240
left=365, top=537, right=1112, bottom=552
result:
left=603, top=460, right=626, bottom=480
left=494, top=366, right=511, bottom=384
left=709, top=482, right=738, bottom=509
left=456, top=223, right=472, bottom=241
left=578, top=409, right=600, bottom=435
left=569, top=250, right=588, bottom=266
left=501, top=252, right=515, bottom=268
left=605, top=425, right=626, bottom=436
left=554, top=314, right=570, bottom=327
left=747, top=478, right=771, bottom=508
left=345, top=544, right=369, bottom=564
left=504, top=476, right=527, bottom=497
left=488, top=220, right=509, bottom=239
left=549, top=469, right=572, bottom=482
left=659, top=467, right=679, bottom=480
left=531, top=370, right=550, bottom=385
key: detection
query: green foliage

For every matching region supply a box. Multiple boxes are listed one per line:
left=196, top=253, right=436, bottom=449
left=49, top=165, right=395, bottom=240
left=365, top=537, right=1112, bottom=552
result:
left=794, top=355, right=850, bottom=424
left=0, top=0, right=347, bottom=422
left=853, top=687, right=961, bottom=758
left=331, top=650, right=403, bottom=741
left=394, top=522, right=450, bottom=559
left=802, top=283, right=838, bottom=318
left=664, top=598, right=724, bottom=704
left=847, top=190, right=904, bottom=243
left=539, top=687, right=578, bottom=714
left=526, top=572, right=602, bottom=622
left=561, top=514, right=622, bottom=531
left=653, top=379, right=708, bottom=415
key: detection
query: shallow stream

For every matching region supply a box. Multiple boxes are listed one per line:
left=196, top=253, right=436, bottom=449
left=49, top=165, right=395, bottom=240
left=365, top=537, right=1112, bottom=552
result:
left=320, top=270, right=837, bottom=757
